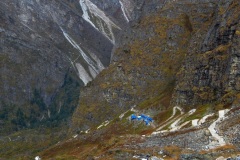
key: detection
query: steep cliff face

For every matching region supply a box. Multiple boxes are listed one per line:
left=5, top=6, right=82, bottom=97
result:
left=35, top=0, right=240, bottom=159
left=0, top=0, right=239, bottom=159
left=0, top=0, right=124, bottom=131
left=72, top=0, right=240, bottom=133
left=172, top=0, right=240, bottom=108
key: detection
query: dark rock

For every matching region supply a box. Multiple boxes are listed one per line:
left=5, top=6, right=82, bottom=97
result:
left=180, top=153, right=211, bottom=160
left=0, top=0, right=118, bottom=131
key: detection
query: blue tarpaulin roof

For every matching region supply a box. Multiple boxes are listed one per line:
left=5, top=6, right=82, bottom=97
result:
left=131, top=114, right=153, bottom=125
left=131, top=114, right=137, bottom=120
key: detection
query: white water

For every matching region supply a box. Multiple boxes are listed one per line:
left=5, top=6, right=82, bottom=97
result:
left=80, top=0, right=120, bottom=29
left=61, top=28, right=105, bottom=85
left=79, top=0, right=97, bottom=30
left=61, top=29, right=99, bottom=73
left=79, top=0, right=121, bottom=43
left=119, top=0, right=129, bottom=22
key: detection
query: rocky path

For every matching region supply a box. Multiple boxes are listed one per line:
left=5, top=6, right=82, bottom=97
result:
left=198, top=113, right=215, bottom=125
left=169, top=106, right=184, bottom=120
left=155, top=106, right=184, bottom=131
left=169, top=109, right=196, bottom=131
left=208, top=109, right=229, bottom=148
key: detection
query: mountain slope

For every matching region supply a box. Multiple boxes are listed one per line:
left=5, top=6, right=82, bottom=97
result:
left=64, top=0, right=240, bottom=158
left=0, top=0, right=123, bottom=132
left=0, top=0, right=240, bottom=159
left=71, top=0, right=222, bottom=132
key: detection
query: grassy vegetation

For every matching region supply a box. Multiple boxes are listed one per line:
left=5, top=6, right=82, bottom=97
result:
left=236, top=30, right=240, bottom=36
left=48, top=71, right=82, bottom=124
left=184, top=104, right=212, bottom=122
left=0, top=70, right=82, bottom=159
left=154, top=108, right=173, bottom=124
left=32, top=2, right=240, bottom=159
left=0, top=70, right=82, bottom=135
left=0, top=125, right=68, bottom=160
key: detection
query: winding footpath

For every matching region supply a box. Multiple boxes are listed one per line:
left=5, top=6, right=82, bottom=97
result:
left=151, top=106, right=231, bottom=150
left=155, top=106, right=184, bottom=132
left=198, top=113, right=215, bottom=125
left=208, top=109, right=229, bottom=148
left=170, top=109, right=196, bottom=131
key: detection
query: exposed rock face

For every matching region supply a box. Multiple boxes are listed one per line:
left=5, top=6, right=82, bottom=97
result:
left=71, top=0, right=240, bottom=133
left=172, top=0, right=240, bottom=107
left=1, top=1, right=239, bottom=152
left=0, top=0, right=124, bottom=131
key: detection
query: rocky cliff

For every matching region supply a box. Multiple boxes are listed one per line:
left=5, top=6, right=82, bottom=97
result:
left=46, top=1, right=240, bottom=159
left=72, top=0, right=240, bottom=132
left=172, top=0, right=240, bottom=107
left=0, top=0, right=126, bottom=132
left=0, top=0, right=240, bottom=159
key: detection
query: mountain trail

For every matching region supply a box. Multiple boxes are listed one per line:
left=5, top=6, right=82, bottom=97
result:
left=208, top=109, right=229, bottom=148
